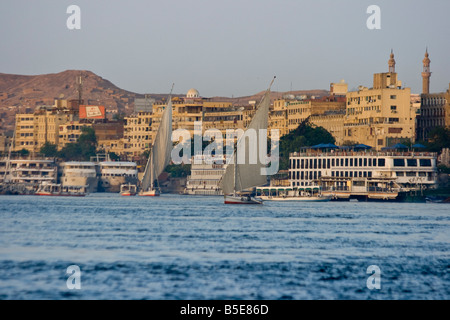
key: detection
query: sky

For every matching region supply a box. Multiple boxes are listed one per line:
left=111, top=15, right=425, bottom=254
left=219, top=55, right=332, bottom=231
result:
left=0, top=0, right=449, bottom=97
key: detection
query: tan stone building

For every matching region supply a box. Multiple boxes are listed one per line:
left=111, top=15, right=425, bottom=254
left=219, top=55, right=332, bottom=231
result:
left=123, top=112, right=152, bottom=157
left=344, top=51, right=416, bottom=150
left=58, top=121, right=93, bottom=150
left=271, top=95, right=346, bottom=141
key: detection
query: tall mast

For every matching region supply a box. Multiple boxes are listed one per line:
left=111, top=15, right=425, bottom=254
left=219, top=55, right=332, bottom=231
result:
left=150, top=150, right=154, bottom=190
left=233, top=147, right=236, bottom=196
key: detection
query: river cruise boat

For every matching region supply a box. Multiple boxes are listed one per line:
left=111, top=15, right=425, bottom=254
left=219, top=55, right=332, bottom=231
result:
left=256, top=186, right=332, bottom=202
left=61, top=162, right=98, bottom=193
left=183, top=156, right=226, bottom=196
left=1, top=159, right=57, bottom=185
left=289, top=149, right=438, bottom=201
left=99, top=161, right=138, bottom=193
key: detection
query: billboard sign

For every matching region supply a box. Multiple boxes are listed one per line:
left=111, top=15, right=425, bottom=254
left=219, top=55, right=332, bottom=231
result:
left=79, top=105, right=106, bottom=119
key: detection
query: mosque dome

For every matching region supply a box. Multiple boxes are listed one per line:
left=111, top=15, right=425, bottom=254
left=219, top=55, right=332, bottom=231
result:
left=186, top=88, right=200, bottom=98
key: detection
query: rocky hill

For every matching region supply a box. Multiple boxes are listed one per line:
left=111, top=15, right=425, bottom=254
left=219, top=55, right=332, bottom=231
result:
left=0, top=70, right=144, bottom=111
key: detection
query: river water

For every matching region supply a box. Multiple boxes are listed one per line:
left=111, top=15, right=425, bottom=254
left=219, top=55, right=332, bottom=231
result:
left=0, top=194, right=448, bottom=300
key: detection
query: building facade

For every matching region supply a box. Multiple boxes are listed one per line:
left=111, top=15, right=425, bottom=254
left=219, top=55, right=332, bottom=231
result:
left=344, top=52, right=416, bottom=150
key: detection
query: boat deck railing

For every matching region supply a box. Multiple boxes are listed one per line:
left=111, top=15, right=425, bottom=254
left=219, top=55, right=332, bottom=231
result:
left=290, top=151, right=437, bottom=158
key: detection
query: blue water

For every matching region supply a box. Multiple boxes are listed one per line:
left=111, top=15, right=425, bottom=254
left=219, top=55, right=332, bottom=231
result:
left=0, top=194, right=448, bottom=300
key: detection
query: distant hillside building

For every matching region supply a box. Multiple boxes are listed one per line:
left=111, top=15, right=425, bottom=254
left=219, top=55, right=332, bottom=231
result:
left=134, top=95, right=155, bottom=113
left=0, top=134, right=7, bottom=154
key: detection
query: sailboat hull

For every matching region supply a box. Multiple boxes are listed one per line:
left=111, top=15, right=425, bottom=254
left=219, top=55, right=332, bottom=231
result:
left=139, top=190, right=160, bottom=197
left=224, top=195, right=263, bottom=205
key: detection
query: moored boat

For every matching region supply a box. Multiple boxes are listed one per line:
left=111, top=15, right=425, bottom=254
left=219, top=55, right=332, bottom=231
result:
left=224, top=194, right=263, bottom=205
left=256, top=186, right=332, bottom=202
left=36, top=182, right=87, bottom=197
left=120, top=183, right=137, bottom=196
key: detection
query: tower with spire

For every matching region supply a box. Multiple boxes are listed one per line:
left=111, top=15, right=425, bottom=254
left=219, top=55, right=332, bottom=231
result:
left=373, top=50, right=400, bottom=89
left=388, top=49, right=396, bottom=73
left=422, top=49, right=431, bottom=94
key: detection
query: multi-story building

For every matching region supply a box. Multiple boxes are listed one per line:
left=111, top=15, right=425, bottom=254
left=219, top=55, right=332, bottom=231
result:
left=344, top=51, right=416, bottom=150
left=14, top=114, right=37, bottom=152
left=14, top=99, right=119, bottom=154
left=271, top=95, right=346, bottom=140
left=58, top=121, right=93, bottom=149
left=123, top=112, right=152, bottom=158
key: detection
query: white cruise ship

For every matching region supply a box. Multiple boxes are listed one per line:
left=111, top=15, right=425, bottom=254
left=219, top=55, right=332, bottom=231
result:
left=98, top=161, right=138, bottom=193
left=184, top=156, right=226, bottom=196
left=0, top=159, right=58, bottom=191
left=61, top=162, right=98, bottom=193
left=289, top=149, right=438, bottom=201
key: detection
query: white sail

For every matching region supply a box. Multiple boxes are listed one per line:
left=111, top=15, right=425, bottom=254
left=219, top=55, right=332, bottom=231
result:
left=141, top=96, right=173, bottom=191
left=220, top=82, right=273, bottom=195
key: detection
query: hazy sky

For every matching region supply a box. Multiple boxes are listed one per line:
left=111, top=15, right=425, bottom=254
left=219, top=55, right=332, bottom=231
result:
left=0, top=0, right=449, bottom=97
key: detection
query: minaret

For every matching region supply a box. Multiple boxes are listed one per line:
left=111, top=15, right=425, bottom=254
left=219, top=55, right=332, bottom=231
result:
left=422, top=49, right=431, bottom=94
left=388, top=49, right=396, bottom=73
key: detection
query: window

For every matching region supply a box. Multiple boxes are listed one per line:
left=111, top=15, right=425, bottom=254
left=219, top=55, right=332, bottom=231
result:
left=420, top=159, right=432, bottom=167
left=396, top=172, right=405, bottom=177
left=407, top=159, right=417, bottom=167
left=378, top=159, right=386, bottom=167
left=394, top=159, right=405, bottom=167
left=390, top=95, right=397, bottom=100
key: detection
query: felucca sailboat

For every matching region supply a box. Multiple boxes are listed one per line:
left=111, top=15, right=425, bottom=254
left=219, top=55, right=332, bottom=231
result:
left=138, top=85, right=174, bottom=196
left=220, top=77, right=275, bottom=205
